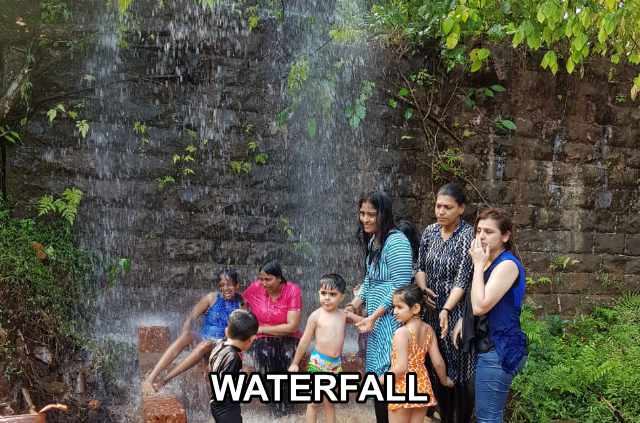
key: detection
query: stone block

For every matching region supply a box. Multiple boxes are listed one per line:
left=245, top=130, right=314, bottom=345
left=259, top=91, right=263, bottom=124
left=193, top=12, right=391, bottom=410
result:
left=520, top=252, right=549, bottom=273
left=142, top=394, right=187, bottom=423
left=624, top=258, right=640, bottom=275
left=595, top=233, right=625, bottom=254
left=564, top=142, right=595, bottom=162
left=138, top=326, right=171, bottom=353
left=555, top=273, right=594, bottom=293
left=623, top=275, right=640, bottom=292
left=571, top=232, right=594, bottom=253
left=626, top=234, right=640, bottom=255
left=627, top=215, right=640, bottom=235
left=560, top=253, right=600, bottom=272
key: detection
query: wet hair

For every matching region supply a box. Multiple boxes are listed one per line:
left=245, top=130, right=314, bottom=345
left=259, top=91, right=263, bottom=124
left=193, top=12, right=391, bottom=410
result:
left=260, top=260, right=286, bottom=284
left=437, top=183, right=466, bottom=206
left=226, top=309, right=259, bottom=341
left=217, top=269, right=240, bottom=285
left=357, top=191, right=396, bottom=267
left=475, top=207, right=516, bottom=253
left=396, top=220, right=419, bottom=264
left=319, top=273, right=346, bottom=294
left=393, top=284, right=426, bottom=314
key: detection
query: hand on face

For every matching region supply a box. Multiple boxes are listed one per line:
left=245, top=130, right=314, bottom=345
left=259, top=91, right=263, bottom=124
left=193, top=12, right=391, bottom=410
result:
left=469, top=235, right=490, bottom=266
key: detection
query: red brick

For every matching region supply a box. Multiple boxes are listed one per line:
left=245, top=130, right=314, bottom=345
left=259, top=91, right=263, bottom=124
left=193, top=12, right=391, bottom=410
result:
left=138, top=326, right=171, bottom=353
left=142, top=394, right=187, bottom=423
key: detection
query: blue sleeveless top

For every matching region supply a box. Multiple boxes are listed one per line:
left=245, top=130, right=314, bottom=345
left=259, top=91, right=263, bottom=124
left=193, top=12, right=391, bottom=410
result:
left=199, top=294, right=243, bottom=340
left=484, top=250, right=527, bottom=375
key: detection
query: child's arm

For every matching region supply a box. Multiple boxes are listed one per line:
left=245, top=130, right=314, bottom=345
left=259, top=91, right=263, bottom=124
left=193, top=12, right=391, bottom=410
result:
left=288, top=311, right=318, bottom=372
left=387, top=328, right=409, bottom=379
left=345, top=310, right=364, bottom=324
left=426, top=325, right=454, bottom=387
left=181, top=292, right=215, bottom=333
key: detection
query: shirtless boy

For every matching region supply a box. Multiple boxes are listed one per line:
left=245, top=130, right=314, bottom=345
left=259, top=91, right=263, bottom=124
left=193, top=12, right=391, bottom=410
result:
left=288, top=273, right=362, bottom=423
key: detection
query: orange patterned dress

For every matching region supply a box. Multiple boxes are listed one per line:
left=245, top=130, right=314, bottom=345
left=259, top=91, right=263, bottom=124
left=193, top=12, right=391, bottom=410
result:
left=388, top=326, right=437, bottom=411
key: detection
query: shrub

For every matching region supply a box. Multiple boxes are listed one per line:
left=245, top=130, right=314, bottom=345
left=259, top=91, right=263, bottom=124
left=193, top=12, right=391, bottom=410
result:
left=510, top=296, right=640, bottom=422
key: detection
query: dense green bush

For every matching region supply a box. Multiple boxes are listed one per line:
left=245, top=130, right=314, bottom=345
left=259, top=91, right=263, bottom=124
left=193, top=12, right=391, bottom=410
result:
left=510, top=296, right=640, bottom=422
left=0, top=203, right=93, bottom=382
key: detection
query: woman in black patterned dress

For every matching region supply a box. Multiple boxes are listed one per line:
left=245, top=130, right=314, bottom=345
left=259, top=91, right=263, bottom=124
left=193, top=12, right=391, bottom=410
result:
left=415, top=183, right=475, bottom=423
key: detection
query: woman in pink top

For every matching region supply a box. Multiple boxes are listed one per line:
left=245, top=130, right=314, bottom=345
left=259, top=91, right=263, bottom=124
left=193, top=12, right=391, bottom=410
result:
left=243, top=260, right=302, bottom=416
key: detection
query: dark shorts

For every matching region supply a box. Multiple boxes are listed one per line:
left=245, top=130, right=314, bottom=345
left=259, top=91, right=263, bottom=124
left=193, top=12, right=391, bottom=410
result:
left=211, top=403, right=242, bottom=423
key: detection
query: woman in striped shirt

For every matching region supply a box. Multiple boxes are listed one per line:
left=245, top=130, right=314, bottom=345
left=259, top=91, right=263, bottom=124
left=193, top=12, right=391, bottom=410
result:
left=347, top=191, right=413, bottom=423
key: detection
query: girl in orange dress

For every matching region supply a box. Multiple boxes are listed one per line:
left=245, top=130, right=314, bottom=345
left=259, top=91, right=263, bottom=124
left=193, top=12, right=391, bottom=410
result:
left=387, top=285, right=454, bottom=423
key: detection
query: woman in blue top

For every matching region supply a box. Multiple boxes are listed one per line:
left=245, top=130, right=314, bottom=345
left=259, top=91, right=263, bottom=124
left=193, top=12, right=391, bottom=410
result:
left=346, top=191, right=413, bottom=423
left=142, top=269, right=243, bottom=394
left=468, top=208, right=527, bottom=422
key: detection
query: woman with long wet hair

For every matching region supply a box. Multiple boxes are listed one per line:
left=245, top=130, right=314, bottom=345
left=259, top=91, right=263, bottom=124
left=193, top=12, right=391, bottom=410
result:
left=346, top=191, right=413, bottom=423
left=243, top=260, right=302, bottom=417
left=415, top=183, right=475, bottom=423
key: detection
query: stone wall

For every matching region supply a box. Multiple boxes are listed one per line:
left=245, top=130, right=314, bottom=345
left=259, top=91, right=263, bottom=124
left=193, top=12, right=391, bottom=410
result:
left=5, top=2, right=640, bottom=337
left=387, top=48, right=640, bottom=316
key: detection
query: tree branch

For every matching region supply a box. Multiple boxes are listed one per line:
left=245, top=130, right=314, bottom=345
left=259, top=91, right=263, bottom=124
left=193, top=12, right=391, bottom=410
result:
left=0, top=61, right=31, bottom=122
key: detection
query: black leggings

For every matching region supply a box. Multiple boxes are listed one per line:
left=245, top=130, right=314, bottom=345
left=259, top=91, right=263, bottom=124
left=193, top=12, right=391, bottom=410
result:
left=250, top=336, right=298, bottom=416
left=374, top=398, right=389, bottom=423
left=426, top=356, right=474, bottom=423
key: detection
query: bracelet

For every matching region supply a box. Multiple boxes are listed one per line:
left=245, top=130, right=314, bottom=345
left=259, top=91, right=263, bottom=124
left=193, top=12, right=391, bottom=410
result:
left=442, top=307, right=451, bottom=314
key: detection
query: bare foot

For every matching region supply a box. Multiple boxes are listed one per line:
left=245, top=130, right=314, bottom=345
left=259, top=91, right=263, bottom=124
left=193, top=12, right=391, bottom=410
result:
left=141, top=381, right=156, bottom=396
left=152, top=379, right=165, bottom=392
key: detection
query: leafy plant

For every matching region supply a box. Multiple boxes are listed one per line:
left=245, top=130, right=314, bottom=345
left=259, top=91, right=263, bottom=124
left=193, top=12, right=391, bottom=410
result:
left=433, top=147, right=465, bottom=182
left=510, top=296, right=640, bottom=422
left=528, top=255, right=579, bottom=314
left=134, top=121, right=150, bottom=144
left=464, top=84, right=506, bottom=108
left=46, top=102, right=90, bottom=139
left=106, top=258, right=131, bottom=287
left=230, top=160, right=252, bottom=174
left=156, top=175, right=175, bottom=189
left=345, top=80, right=375, bottom=129
left=287, top=57, right=310, bottom=95
left=36, top=187, right=83, bottom=226
left=0, top=201, right=93, bottom=384
left=0, top=125, right=21, bottom=144
left=230, top=133, right=268, bottom=174
left=495, top=117, right=517, bottom=133
left=246, top=6, right=259, bottom=31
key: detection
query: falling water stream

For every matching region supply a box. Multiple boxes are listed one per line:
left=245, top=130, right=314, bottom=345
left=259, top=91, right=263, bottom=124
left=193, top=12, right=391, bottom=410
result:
left=68, top=0, right=393, bottom=421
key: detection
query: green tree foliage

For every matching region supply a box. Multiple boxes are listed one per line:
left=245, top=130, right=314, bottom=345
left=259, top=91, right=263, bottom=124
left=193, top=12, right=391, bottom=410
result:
left=511, top=297, right=640, bottom=422
left=370, top=0, right=640, bottom=98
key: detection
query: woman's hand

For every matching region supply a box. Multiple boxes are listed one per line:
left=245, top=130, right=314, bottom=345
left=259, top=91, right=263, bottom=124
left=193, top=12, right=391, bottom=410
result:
left=439, top=309, right=449, bottom=339
left=288, top=363, right=299, bottom=372
left=442, top=376, right=455, bottom=388
left=355, top=316, right=375, bottom=333
left=469, top=236, right=490, bottom=267
left=422, top=287, right=437, bottom=309
left=452, top=319, right=463, bottom=349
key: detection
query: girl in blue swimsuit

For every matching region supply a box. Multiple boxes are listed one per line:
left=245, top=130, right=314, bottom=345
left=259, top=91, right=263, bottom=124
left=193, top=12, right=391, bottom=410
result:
left=143, top=269, right=243, bottom=393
